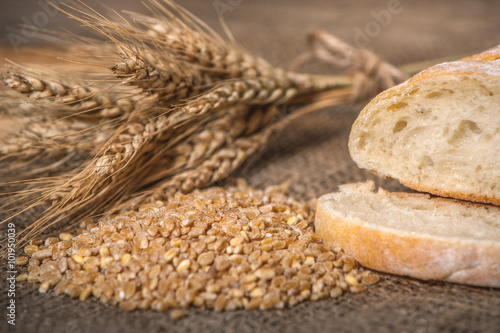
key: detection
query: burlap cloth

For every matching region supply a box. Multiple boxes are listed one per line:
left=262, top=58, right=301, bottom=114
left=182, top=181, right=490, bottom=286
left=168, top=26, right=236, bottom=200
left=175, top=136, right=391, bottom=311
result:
left=1, top=0, right=499, bottom=332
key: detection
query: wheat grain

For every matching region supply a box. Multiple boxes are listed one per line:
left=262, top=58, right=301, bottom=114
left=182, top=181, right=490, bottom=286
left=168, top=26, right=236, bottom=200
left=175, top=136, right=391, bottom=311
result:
left=20, top=180, right=379, bottom=316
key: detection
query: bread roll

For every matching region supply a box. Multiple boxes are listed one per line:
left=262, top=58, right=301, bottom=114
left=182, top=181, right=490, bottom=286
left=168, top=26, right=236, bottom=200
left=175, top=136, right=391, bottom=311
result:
left=348, top=46, right=500, bottom=205
left=315, top=181, right=500, bottom=288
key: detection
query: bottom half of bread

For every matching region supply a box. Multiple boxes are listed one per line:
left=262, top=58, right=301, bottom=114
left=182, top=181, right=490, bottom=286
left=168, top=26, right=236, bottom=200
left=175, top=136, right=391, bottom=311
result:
left=315, top=181, right=500, bottom=288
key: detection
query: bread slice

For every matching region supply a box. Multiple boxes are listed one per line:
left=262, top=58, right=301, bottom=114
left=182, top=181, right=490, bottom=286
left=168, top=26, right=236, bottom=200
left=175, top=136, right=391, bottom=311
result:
left=315, top=181, right=500, bottom=288
left=348, top=46, right=500, bottom=205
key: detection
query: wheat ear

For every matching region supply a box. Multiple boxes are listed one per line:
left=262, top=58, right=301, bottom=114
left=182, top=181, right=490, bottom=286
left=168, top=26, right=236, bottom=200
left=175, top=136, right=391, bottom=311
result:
left=125, top=3, right=273, bottom=79
left=180, top=71, right=352, bottom=116
left=1, top=70, right=154, bottom=120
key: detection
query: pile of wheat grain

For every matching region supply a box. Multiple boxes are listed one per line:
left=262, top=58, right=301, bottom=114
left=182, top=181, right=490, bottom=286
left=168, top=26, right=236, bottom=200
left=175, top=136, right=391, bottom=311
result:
left=16, top=180, right=379, bottom=319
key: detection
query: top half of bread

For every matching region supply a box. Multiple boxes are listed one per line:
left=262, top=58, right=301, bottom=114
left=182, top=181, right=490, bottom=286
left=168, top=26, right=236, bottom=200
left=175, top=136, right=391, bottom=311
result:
left=348, top=46, right=500, bottom=205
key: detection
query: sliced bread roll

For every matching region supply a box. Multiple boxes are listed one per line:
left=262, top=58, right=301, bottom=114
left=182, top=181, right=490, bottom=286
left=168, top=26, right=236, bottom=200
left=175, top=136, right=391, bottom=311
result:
left=348, top=46, right=500, bottom=205
left=315, top=181, right=500, bottom=287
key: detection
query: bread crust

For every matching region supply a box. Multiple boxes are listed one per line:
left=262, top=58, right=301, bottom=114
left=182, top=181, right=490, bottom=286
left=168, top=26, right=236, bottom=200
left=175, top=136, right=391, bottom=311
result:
left=460, top=45, right=500, bottom=62
left=349, top=45, right=500, bottom=205
left=399, top=179, right=500, bottom=207
left=315, top=185, right=500, bottom=288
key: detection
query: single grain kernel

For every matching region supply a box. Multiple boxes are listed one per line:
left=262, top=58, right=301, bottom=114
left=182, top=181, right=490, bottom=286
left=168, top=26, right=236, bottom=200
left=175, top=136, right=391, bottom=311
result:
left=39, top=281, right=50, bottom=293
left=99, top=246, right=110, bottom=257
left=177, top=259, right=191, bottom=272
left=72, top=254, right=84, bottom=265
left=32, top=249, right=52, bottom=260
left=351, top=284, right=367, bottom=293
left=245, top=298, right=261, bottom=310
left=250, top=287, right=266, bottom=298
left=255, top=267, right=275, bottom=280
left=45, top=237, right=60, bottom=246
left=362, top=274, right=380, bottom=286
left=197, top=252, right=214, bottom=266
left=100, top=256, right=114, bottom=268
left=240, top=231, right=250, bottom=242
left=303, top=256, right=315, bottom=266
left=28, top=258, right=40, bottom=267
left=333, top=260, right=344, bottom=268
left=260, top=292, right=280, bottom=310
left=170, top=309, right=185, bottom=320
left=343, top=257, right=356, bottom=272
left=30, top=238, right=43, bottom=246
left=15, top=256, right=29, bottom=266
left=121, top=253, right=132, bottom=266
left=171, top=238, right=182, bottom=247
left=119, top=301, right=137, bottom=311
left=345, top=275, right=358, bottom=286
left=214, top=256, right=230, bottom=271
left=242, top=274, right=257, bottom=283
left=230, top=236, right=244, bottom=247
left=300, top=289, right=311, bottom=299
left=330, top=287, right=343, bottom=298
left=214, top=295, right=227, bottom=312
left=16, top=273, right=28, bottom=282
left=79, top=285, right=92, bottom=301
left=164, top=248, right=179, bottom=262
left=259, top=205, right=273, bottom=213
left=228, top=289, right=244, bottom=298
left=59, top=233, right=73, bottom=241
left=24, top=245, right=39, bottom=255
left=287, top=216, right=298, bottom=225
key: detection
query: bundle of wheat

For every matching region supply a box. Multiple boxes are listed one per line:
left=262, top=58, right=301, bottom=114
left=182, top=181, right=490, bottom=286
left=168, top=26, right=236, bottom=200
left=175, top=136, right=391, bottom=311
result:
left=0, top=0, right=405, bottom=251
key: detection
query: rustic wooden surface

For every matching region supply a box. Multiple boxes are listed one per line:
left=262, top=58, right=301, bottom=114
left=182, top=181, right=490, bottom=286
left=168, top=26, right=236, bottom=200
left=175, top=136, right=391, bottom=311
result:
left=1, top=1, right=500, bottom=332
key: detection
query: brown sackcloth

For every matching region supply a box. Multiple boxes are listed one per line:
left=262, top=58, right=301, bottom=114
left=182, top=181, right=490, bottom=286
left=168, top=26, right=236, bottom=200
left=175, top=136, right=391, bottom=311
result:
left=1, top=0, right=500, bottom=332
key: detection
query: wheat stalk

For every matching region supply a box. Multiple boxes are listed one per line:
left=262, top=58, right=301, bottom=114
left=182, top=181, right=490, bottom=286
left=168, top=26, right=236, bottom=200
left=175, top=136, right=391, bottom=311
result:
left=158, top=126, right=274, bottom=196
